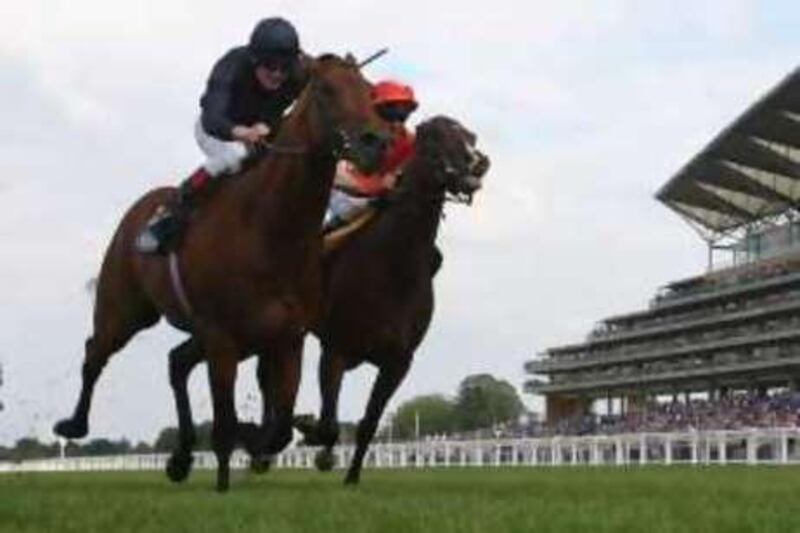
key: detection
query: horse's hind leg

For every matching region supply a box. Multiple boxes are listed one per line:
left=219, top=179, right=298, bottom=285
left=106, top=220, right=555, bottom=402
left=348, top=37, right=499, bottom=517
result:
left=345, top=359, right=410, bottom=485
left=166, top=337, right=205, bottom=483
left=54, top=282, right=159, bottom=440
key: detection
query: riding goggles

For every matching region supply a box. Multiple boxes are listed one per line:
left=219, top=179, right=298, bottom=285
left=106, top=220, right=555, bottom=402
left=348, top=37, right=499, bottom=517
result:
left=376, top=103, right=415, bottom=124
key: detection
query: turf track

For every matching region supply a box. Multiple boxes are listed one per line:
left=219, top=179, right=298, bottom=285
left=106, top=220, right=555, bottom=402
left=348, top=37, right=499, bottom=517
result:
left=1, top=467, right=799, bottom=532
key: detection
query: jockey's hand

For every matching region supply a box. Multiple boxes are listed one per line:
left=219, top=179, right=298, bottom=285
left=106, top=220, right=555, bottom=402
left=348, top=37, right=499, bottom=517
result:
left=232, top=125, right=270, bottom=144
left=251, top=123, right=271, bottom=138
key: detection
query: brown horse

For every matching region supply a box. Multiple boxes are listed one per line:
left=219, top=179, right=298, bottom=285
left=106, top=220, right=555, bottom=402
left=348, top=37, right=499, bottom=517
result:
left=166, top=116, right=489, bottom=484
left=52, top=54, right=391, bottom=492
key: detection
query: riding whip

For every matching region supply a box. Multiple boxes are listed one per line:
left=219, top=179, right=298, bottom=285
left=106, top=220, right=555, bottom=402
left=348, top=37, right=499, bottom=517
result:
left=359, top=48, right=389, bottom=68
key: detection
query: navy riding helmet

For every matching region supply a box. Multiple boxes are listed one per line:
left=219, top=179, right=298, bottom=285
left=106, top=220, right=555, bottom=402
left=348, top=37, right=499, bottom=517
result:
left=248, top=17, right=300, bottom=68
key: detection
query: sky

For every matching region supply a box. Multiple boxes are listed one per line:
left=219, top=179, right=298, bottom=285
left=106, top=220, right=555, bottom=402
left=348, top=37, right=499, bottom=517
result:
left=0, top=0, right=799, bottom=445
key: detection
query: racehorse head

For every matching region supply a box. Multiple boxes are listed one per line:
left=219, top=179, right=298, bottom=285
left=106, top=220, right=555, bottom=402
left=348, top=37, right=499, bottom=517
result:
left=412, top=115, right=490, bottom=203
left=304, top=53, right=392, bottom=174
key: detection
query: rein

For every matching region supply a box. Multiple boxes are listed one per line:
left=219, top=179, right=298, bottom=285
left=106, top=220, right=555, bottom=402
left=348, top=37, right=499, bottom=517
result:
left=248, top=68, right=351, bottom=160
left=252, top=140, right=308, bottom=156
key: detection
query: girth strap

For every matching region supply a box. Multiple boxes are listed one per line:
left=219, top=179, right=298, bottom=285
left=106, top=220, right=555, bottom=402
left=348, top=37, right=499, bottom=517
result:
left=168, top=252, right=195, bottom=319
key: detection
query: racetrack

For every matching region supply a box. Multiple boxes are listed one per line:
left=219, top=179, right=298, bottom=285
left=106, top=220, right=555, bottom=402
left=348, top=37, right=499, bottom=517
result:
left=1, top=467, right=798, bottom=532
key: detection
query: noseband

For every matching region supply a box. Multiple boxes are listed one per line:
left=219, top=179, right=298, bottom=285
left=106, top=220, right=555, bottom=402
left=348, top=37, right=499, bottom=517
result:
left=386, top=150, right=476, bottom=209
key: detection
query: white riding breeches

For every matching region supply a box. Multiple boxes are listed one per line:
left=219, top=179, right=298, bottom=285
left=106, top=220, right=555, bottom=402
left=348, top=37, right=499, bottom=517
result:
left=324, top=189, right=372, bottom=227
left=194, top=119, right=249, bottom=176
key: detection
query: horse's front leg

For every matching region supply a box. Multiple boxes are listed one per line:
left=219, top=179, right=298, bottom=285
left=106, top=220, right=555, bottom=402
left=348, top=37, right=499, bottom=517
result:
left=257, top=353, right=276, bottom=428
left=345, top=359, right=410, bottom=485
left=304, top=348, right=347, bottom=471
left=203, top=331, right=240, bottom=492
left=262, top=335, right=304, bottom=456
left=241, top=354, right=276, bottom=473
left=166, top=337, right=205, bottom=483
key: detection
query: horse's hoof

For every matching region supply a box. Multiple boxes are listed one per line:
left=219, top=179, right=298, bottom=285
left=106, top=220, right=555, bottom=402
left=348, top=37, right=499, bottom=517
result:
left=293, top=415, right=319, bottom=442
left=267, top=429, right=293, bottom=455
left=166, top=453, right=194, bottom=483
left=249, top=454, right=272, bottom=474
left=53, top=418, right=88, bottom=440
left=215, top=479, right=230, bottom=493
left=314, top=449, right=335, bottom=472
left=238, top=423, right=266, bottom=457
left=343, top=471, right=361, bottom=486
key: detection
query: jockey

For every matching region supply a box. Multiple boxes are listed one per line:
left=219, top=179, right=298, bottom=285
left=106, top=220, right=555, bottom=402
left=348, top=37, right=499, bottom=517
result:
left=323, top=80, right=418, bottom=233
left=136, top=17, right=310, bottom=254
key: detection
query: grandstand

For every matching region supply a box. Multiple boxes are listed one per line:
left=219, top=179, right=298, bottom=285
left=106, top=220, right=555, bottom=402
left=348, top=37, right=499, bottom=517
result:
left=525, top=67, right=800, bottom=428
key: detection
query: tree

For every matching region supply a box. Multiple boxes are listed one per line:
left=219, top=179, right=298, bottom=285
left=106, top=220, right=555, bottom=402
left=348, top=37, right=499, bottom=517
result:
left=152, top=421, right=213, bottom=452
left=132, top=441, right=153, bottom=454
left=195, top=421, right=213, bottom=450
left=392, top=394, right=456, bottom=440
left=80, top=438, right=131, bottom=456
left=12, top=438, right=58, bottom=461
left=454, top=374, right=525, bottom=431
left=153, top=427, right=179, bottom=452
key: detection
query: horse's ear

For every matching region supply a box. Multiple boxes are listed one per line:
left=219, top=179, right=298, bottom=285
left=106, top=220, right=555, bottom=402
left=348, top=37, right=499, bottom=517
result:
left=307, top=56, right=321, bottom=78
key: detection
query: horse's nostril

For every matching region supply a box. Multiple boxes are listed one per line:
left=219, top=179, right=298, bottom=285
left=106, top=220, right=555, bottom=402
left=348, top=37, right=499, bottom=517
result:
left=472, top=152, right=490, bottom=177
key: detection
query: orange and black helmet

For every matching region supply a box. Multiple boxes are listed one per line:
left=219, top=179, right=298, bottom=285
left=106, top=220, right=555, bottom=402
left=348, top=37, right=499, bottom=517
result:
left=372, top=80, right=418, bottom=107
left=372, top=80, right=418, bottom=122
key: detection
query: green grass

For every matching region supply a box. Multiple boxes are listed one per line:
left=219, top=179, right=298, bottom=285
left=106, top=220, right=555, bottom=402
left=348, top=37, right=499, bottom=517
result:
left=1, top=467, right=799, bottom=533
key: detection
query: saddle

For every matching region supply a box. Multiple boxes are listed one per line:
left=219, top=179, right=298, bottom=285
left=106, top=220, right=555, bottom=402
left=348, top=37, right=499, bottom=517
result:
left=322, top=207, right=378, bottom=254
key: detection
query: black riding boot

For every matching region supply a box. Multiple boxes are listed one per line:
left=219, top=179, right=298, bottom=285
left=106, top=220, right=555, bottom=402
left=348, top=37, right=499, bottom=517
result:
left=135, top=168, right=211, bottom=254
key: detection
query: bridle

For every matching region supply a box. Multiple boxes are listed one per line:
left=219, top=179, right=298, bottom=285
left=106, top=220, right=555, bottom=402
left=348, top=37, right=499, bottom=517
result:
left=250, top=56, right=373, bottom=163
left=389, top=126, right=486, bottom=209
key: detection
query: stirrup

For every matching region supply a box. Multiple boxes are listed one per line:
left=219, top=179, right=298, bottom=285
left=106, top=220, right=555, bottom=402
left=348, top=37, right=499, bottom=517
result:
left=135, top=206, right=175, bottom=254
left=322, top=216, right=348, bottom=235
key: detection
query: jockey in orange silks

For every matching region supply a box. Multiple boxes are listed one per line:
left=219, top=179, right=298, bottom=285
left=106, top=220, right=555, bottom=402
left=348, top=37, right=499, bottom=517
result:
left=323, top=80, right=418, bottom=232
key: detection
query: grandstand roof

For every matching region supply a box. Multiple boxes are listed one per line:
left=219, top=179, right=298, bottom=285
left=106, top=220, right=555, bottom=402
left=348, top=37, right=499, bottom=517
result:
left=657, top=67, right=800, bottom=237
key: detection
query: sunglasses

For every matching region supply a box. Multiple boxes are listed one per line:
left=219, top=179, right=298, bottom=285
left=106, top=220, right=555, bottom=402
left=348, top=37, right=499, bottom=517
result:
left=257, top=54, right=294, bottom=73
left=376, top=103, right=414, bottom=123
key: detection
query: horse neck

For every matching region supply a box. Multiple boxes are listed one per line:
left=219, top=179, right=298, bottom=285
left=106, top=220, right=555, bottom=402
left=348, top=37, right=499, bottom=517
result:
left=242, top=97, right=336, bottom=243
left=381, top=157, right=446, bottom=251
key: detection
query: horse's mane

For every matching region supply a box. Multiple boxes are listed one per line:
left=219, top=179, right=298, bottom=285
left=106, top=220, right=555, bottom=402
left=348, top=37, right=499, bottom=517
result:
left=317, top=52, right=359, bottom=68
left=404, top=115, right=457, bottom=169
left=276, top=52, right=359, bottom=136
left=386, top=117, right=455, bottom=199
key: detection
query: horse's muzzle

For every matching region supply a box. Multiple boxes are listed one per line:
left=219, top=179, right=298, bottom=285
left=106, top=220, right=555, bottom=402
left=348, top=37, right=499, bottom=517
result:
left=470, top=150, right=490, bottom=178
left=459, top=150, right=489, bottom=194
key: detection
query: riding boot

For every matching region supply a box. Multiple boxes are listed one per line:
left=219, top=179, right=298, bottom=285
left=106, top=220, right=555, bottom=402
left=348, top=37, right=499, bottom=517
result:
left=135, top=167, right=212, bottom=254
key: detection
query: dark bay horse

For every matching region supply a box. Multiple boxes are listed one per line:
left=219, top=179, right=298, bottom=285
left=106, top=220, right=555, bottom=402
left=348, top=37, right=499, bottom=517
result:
left=166, top=116, right=489, bottom=484
left=53, top=54, right=391, bottom=491
left=298, top=116, right=489, bottom=484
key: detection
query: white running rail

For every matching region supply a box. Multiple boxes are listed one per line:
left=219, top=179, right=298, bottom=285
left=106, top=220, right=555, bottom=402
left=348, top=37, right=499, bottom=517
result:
left=3, top=428, right=800, bottom=473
